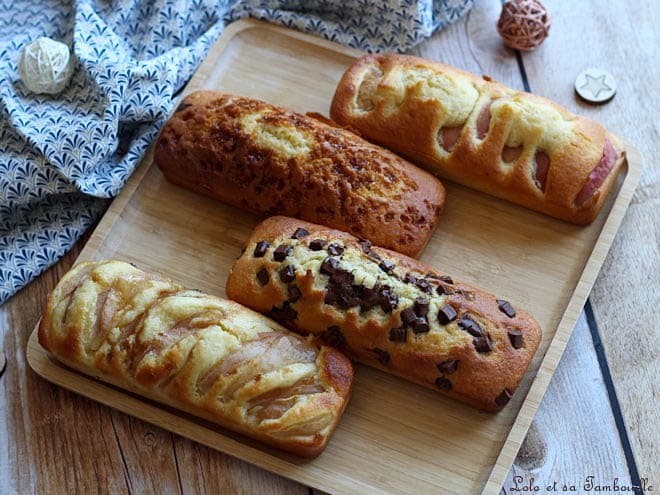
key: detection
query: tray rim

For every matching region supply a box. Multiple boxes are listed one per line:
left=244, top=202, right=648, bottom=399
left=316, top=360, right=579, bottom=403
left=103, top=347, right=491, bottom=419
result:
left=26, top=19, right=644, bottom=495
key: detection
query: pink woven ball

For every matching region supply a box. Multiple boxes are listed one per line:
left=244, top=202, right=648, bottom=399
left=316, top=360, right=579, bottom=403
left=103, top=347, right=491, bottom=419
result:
left=497, top=0, right=551, bottom=51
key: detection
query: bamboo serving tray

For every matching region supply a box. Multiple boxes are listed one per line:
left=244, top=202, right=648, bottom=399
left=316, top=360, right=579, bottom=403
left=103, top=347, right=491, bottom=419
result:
left=27, top=20, right=642, bottom=494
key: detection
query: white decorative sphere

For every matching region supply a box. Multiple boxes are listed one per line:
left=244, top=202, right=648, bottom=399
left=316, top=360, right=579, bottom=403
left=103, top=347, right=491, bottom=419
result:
left=18, top=37, right=74, bottom=95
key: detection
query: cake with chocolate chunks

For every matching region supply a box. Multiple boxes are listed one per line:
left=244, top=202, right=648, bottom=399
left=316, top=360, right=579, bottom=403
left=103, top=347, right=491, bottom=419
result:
left=226, top=216, right=542, bottom=412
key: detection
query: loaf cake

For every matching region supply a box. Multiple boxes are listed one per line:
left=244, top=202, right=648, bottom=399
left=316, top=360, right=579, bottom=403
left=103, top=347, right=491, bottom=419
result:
left=330, top=54, right=626, bottom=224
left=226, top=217, right=542, bottom=412
left=38, top=260, right=353, bottom=457
left=154, top=90, right=446, bottom=257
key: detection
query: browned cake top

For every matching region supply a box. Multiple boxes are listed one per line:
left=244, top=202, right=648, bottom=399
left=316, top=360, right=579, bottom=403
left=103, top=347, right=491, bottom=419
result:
left=197, top=95, right=417, bottom=198
left=155, top=91, right=446, bottom=256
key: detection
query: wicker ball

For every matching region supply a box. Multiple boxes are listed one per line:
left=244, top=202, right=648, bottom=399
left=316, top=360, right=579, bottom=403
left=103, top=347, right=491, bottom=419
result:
left=497, top=0, right=551, bottom=51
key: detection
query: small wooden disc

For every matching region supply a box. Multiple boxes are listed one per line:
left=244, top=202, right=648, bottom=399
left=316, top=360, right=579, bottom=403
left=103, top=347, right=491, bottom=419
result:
left=575, top=68, right=617, bottom=103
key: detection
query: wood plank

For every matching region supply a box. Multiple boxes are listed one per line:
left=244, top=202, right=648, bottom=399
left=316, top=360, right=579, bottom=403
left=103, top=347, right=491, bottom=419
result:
left=502, top=313, right=632, bottom=492
left=518, top=0, right=659, bottom=481
left=589, top=200, right=659, bottom=483
left=172, top=436, right=308, bottom=495
left=106, top=411, right=181, bottom=493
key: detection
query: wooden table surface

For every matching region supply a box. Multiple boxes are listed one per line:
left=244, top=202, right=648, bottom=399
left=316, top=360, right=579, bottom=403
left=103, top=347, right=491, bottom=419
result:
left=1, top=0, right=657, bottom=493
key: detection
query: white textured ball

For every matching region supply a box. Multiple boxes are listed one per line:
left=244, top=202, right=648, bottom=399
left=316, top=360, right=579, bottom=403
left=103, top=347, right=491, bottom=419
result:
left=18, top=37, right=74, bottom=95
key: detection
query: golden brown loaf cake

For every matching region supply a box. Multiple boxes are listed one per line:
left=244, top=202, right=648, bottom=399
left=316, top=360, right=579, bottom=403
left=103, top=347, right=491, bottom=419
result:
left=38, top=260, right=353, bottom=457
left=154, top=90, right=446, bottom=257
left=330, top=54, right=626, bottom=224
left=226, top=217, right=542, bottom=412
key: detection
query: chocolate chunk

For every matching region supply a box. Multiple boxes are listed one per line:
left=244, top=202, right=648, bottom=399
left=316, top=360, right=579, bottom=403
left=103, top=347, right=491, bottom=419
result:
left=403, top=273, right=418, bottom=285
left=321, top=325, right=346, bottom=349
left=279, top=265, right=296, bottom=283
left=378, top=285, right=398, bottom=313
left=495, top=388, right=513, bottom=407
left=309, top=238, right=327, bottom=251
left=287, top=284, right=302, bottom=303
left=437, top=359, right=459, bottom=374
left=359, top=285, right=380, bottom=312
left=327, top=243, right=345, bottom=255
left=437, top=284, right=454, bottom=295
left=424, top=273, right=452, bottom=284
left=336, top=289, right=361, bottom=309
left=324, top=289, right=338, bottom=305
left=325, top=289, right=341, bottom=307
left=437, top=304, right=458, bottom=325
left=320, top=258, right=366, bottom=310
left=358, top=239, right=372, bottom=254
left=458, top=315, right=483, bottom=337
left=372, top=348, right=390, bottom=365
left=273, top=244, right=292, bottom=262
left=291, top=227, right=309, bottom=239
left=330, top=268, right=354, bottom=286
left=379, top=260, right=395, bottom=273
left=414, top=297, right=429, bottom=316
left=415, top=278, right=433, bottom=294
left=389, top=326, right=407, bottom=343
left=256, top=268, right=269, bottom=286
left=508, top=329, right=523, bottom=349
left=400, top=307, right=417, bottom=325
left=412, top=317, right=430, bottom=334
left=473, top=335, right=493, bottom=353
left=324, top=273, right=362, bottom=309
left=497, top=299, right=517, bottom=318
left=320, top=256, right=340, bottom=275
left=253, top=240, right=269, bottom=258
left=435, top=377, right=452, bottom=391
left=268, top=302, right=297, bottom=323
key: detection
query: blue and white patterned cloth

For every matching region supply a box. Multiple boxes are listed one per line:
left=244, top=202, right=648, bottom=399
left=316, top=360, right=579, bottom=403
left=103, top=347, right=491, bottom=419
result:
left=0, top=0, right=473, bottom=304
